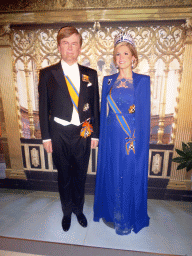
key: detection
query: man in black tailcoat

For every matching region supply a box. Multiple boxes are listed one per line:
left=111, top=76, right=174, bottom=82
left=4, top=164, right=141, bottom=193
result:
left=38, top=26, right=99, bottom=232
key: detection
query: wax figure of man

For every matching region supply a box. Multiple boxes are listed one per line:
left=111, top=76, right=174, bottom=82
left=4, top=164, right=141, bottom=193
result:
left=38, top=26, right=100, bottom=232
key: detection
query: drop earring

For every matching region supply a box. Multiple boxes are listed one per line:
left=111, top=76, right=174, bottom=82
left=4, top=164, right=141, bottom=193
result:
left=132, top=60, right=134, bottom=69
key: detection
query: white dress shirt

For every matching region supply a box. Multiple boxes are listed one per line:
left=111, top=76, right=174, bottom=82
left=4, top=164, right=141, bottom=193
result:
left=54, top=59, right=81, bottom=126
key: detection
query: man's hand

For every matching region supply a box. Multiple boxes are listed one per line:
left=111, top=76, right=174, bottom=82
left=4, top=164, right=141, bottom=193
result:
left=91, top=139, right=98, bottom=149
left=43, top=140, right=53, bottom=153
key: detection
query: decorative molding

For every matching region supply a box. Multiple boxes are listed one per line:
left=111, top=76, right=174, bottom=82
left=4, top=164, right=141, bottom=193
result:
left=21, top=139, right=174, bottom=179
left=0, top=25, right=11, bottom=46
left=152, top=153, right=162, bottom=175
left=0, top=24, right=10, bottom=34
left=0, top=0, right=192, bottom=12
left=6, top=169, right=27, bottom=180
left=31, top=147, right=40, bottom=167
left=185, top=18, right=192, bottom=44
left=167, top=180, right=187, bottom=190
left=0, top=8, right=192, bottom=25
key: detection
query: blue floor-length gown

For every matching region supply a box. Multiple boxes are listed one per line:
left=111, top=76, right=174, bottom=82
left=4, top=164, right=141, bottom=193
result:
left=94, top=72, right=150, bottom=235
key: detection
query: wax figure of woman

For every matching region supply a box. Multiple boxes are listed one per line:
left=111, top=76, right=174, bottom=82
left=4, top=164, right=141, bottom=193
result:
left=94, top=33, right=150, bottom=235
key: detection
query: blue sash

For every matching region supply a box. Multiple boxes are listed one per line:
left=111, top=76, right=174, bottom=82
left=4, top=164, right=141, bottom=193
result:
left=107, top=89, right=135, bottom=155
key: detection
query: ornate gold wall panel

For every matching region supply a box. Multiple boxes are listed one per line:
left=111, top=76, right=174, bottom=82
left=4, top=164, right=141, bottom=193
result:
left=11, top=22, right=185, bottom=142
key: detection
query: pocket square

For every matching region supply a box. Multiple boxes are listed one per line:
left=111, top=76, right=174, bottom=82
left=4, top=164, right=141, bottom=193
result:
left=87, top=82, right=92, bottom=87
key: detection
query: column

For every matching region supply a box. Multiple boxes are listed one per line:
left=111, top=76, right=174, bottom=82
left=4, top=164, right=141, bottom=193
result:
left=157, top=66, right=169, bottom=144
left=167, top=19, right=192, bottom=190
left=0, top=25, right=26, bottom=180
left=24, top=61, right=35, bottom=138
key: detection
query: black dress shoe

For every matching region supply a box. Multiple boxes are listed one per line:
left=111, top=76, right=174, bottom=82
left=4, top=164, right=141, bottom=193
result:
left=76, top=213, right=87, bottom=228
left=62, top=215, right=71, bottom=232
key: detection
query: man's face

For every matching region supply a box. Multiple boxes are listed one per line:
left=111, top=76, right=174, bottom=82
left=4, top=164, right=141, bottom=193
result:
left=58, top=33, right=81, bottom=65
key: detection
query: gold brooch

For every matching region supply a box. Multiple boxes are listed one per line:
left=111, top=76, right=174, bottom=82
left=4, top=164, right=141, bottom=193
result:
left=128, top=104, right=135, bottom=114
left=108, top=79, right=112, bottom=85
left=82, top=74, right=90, bottom=83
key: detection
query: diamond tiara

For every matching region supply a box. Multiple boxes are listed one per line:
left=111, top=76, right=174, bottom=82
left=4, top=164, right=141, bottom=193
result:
left=114, top=32, right=135, bottom=47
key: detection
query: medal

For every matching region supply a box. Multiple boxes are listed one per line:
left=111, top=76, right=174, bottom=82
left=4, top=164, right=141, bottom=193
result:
left=83, top=103, right=89, bottom=111
left=82, top=74, right=90, bottom=82
left=80, top=120, right=93, bottom=138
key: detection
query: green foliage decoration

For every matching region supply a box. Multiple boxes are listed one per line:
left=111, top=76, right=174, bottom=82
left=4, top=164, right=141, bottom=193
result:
left=172, top=142, right=192, bottom=172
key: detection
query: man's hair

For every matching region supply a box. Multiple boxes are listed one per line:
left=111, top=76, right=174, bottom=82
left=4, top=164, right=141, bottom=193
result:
left=57, top=26, right=82, bottom=46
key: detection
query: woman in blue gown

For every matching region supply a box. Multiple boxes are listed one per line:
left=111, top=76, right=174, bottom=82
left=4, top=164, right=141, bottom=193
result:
left=94, top=33, right=150, bottom=235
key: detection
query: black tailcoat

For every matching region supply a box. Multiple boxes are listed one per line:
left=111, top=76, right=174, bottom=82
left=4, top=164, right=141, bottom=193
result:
left=38, top=61, right=100, bottom=140
left=38, top=61, right=100, bottom=216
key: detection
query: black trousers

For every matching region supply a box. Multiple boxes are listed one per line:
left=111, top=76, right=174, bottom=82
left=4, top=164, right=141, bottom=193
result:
left=51, top=120, right=91, bottom=216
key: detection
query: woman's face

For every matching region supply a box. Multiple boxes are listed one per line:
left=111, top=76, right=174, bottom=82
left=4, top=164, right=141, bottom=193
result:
left=115, top=44, right=135, bottom=70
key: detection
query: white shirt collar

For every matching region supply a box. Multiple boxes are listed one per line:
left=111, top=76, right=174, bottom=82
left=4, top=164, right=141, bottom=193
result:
left=61, top=60, right=79, bottom=76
